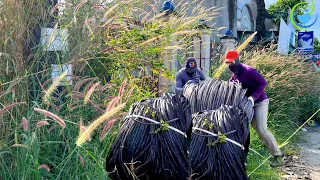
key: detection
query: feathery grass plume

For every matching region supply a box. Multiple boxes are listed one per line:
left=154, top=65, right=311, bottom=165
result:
left=99, top=83, right=114, bottom=92
left=50, top=103, right=60, bottom=111
left=76, top=103, right=126, bottom=146
left=21, top=117, right=28, bottom=131
left=12, top=144, right=31, bottom=150
left=34, top=108, right=66, bottom=128
left=48, top=124, right=59, bottom=132
left=43, top=70, right=68, bottom=104
left=124, top=86, right=135, bottom=102
left=75, top=0, right=88, bottom=13
left=74, top=77, right=98, bottom=91
left=26, top=53, right=35, bottom=61
left=0, top=102, right=26, bottom=117
left=79, top=118, right=91, bottom=141
left=84, top=81, right=100, bottom=105
left=79, top=156, right=85, bottom=167
left=74, top=0, right=88, bottom=24
left=118, top=78, right=128, bottom=99
left=38, top=164, right=50, bottom=172
left=140, top=35, right=164, bottom=46
left=70, top=91, right=85, bottom=99
left=84, top=15, right=94, bottom=37
left=36, top=120, right=50, bottom=128
left=99, top=116, right=118, bottom=142
left=214, top=31, right=257, bottom=78
left=105, top=96, right=120, bottom=112
left=236, top=31, right=257, bottom=53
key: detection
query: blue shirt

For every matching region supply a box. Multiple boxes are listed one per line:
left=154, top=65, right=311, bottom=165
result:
left=175, top=68, right=205, bottom=95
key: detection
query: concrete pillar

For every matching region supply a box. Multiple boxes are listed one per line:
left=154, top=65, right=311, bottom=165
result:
left=201, top=32, right=211, bottom=77
left=158, top=36, right=177, bottom=95
left=193, top=36, right=201, bottom=66
left=193, top=33, right=211, bottom=77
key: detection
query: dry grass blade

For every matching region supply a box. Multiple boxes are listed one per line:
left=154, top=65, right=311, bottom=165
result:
left=75, top=0, right=88, bottom=13
left=84, top=81, right=100, bottom=105
left=36, top=120, right=50, bottom=128
left=34, top=108, right=66, bottom=128
left=0, top=102, right=26, bottom=117
left=43, top=70, right=68, bottom=104
left=76, top=103, right=126, bottom=146
left=38, top=164, right=50, bottom=172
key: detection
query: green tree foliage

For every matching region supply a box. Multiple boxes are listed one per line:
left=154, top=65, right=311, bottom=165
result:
left=314, top=37, right=320, bottom=52
left=268, top=0, right=306, bottom=26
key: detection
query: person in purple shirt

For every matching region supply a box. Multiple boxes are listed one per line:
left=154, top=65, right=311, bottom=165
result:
left=225, top=50, right=283, bottom=167
left=175, top=57, right=206, bottom=96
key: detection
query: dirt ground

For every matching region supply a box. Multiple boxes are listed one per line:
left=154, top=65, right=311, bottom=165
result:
left=280, top=126, right=320, bottom=180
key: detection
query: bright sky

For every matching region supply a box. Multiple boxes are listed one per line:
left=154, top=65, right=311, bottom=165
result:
left=265, top=0, right=320, bottom=39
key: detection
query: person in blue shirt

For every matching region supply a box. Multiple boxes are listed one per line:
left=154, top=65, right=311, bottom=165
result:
left=175, top=57, right=206, bottom=96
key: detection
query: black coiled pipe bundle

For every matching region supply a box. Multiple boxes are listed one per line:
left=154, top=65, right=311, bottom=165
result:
left=189, top=106, right=249, bottom=180
left=183, top=77, right=253, bottom=180
left=106, top=93, right=192, bottom=180
left=183, top=78, right=253, bottom=120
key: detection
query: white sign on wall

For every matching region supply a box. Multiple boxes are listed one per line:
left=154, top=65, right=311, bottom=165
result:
left=51, top=64, right=73, bottom=86
left=41, top=28, right=69, bottom=51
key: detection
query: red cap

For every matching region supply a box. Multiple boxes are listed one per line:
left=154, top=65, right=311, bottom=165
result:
left=225, top=50, right=239, bottom=63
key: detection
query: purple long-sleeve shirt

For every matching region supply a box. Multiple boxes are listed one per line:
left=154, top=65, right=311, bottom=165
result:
left=230, top=64, right=268, bottom=103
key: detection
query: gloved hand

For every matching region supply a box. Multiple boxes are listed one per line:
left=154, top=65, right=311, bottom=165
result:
left=248, top=96, right=254, bottom=107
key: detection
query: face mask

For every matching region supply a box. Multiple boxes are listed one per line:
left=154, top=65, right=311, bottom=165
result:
left=186, top=71, right=195, bottom=77
left=228, top=58, right=241, bottom=74
left=229, top=64, right=240, bottom=74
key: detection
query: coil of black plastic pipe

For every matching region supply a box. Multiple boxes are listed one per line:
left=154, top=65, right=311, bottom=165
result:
left=106, top=93, right=193, bottom=180
left=183, top=78, right=253, bottom=180
left=189, top=106, right=249, bottom=180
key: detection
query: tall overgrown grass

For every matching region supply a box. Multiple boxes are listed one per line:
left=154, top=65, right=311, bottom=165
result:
left=2, top=0, right=319, bottom=179
left=217, top=44, right=320, bottom=179
left=0, top=0, right=219, bottom=179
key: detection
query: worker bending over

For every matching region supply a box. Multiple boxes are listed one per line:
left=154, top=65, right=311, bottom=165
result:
left=175, top=57, right=206, bottom=96
left=225, top=50, right=283, bottom=167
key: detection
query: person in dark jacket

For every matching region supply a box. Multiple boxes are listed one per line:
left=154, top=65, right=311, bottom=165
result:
left=175, top=57, right=206, bottom=96
left=225, top=50, right=283, bottom=167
